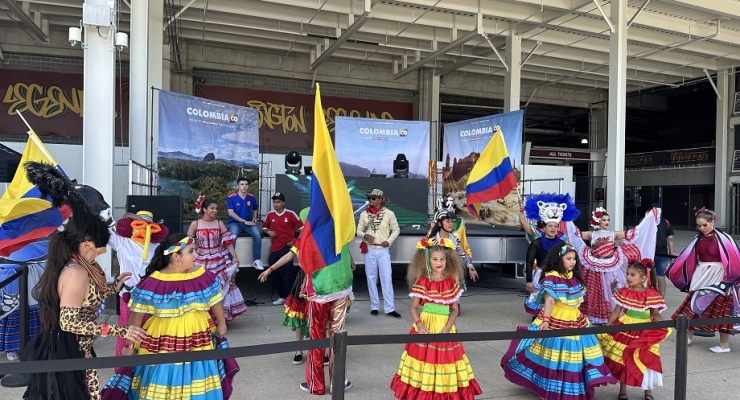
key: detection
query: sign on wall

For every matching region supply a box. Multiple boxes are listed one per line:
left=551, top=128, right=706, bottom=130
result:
left=334, top=117, right=429, bottom=178
left=0, top=68, right=129, bottom=140
left=194, top=84, right=414, bottom=150
left=442, top=110, right=524, bottom=226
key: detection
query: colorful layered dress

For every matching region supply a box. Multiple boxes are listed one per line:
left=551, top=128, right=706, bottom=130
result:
left=565, top=209, right=658, bottom=324
left=282, top=267, right=309, bottom=338
left=390, top=276, right=482, bottom=400
left=598, top=288, right=670, bottom=389
left=502, top=270, right=617, bottom=400
left=0, top=263, right=43, bottom=357
left=193, top=219, right=246, bottom=321
left=125, top=267, right=238, bottom=400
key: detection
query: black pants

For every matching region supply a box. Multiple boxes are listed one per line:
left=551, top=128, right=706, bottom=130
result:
left=269, top=245, right=295, bottom=299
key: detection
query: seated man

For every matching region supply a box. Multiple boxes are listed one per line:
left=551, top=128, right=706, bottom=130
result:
left=226, top=177, right=263, bottom=270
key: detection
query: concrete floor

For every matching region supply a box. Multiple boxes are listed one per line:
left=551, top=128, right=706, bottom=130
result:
left=2, top=229, right=738, bottom=399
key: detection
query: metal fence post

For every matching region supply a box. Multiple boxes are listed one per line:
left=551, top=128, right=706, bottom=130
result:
left=330, top=329, right=348, bottom=400
left=674, top=314, right=689, bottom=400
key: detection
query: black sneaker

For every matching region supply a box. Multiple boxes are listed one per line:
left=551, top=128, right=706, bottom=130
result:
left=387, top=311, right=402, bottom=319
left=324, top=355, right=330, bottom=366
left=293, top=353, right=303, bottom=365
left=370, top=310, right=378, bottom=316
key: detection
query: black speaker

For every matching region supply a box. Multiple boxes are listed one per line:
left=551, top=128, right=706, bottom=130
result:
left=126, top=195, right=183, bottom=235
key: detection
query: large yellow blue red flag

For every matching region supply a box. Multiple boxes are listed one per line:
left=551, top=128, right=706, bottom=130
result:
left=297, top=83, right=355, bottom=275
left=465, top=124, right=518, bottom=220
left=0, top=130, right=66, bottom=256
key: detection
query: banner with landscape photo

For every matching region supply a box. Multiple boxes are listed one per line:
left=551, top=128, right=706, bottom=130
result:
left=158, top=90, right=259, bottom=220
left=334, top=117, right=430, bottom=178
left=442, top=110, right=524, bottom=226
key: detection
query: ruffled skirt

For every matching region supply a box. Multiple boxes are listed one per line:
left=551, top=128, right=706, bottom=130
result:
left=501, top=306, right=617, bottom=400
left=390, top=311, right=482, bottom=399
left=198, top=253, right=246, bottom=321
left=598, top=314, right=671, bottom=389
left=23, top=329, right=92, bottom=400
left=0, top=303, right=40, bottom=353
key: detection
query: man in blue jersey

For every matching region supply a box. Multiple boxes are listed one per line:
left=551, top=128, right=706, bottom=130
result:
left=227, top=177, right=264, bottom=270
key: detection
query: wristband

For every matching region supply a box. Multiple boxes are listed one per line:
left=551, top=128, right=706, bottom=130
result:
left=101, top=323, right=110, bottom=337
left=414, top=319, right=422, bottom=325
left=541, top=316, right=551, bottom=323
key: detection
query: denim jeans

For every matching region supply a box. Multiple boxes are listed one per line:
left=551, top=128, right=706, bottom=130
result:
left=227, top=222, right=262, bottom=261
left=654, top=256, right=670, bottom=277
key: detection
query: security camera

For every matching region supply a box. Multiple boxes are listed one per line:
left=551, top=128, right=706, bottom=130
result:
left=68, top=27, right=82, bottom=46
left=115, top=32, right=128, bottom=51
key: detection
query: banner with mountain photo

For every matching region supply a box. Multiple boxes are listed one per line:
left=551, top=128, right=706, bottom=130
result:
left=157, top=90, right=260, bottom=220
left=442, top=110, right=523, bottom=226
left=334, top=117, right=430, bottom=178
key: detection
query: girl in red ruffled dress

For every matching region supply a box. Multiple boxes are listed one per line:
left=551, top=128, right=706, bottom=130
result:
left=390, top=238, right=482, bottom=400
left=598, top=259, right=671, bottom=400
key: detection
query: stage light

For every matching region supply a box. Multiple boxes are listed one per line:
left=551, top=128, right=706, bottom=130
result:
left=285, top=150, right=302, bottom=175
left=393, top=153, right=409, bottom=179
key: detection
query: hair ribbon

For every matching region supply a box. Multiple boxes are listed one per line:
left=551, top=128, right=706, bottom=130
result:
left=559, top=244, right=576, bottom=256
left=163, top=236, right=195, bottom=255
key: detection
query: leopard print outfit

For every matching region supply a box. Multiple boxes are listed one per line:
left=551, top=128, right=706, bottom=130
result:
left=57, top=263, right=129, bottom=400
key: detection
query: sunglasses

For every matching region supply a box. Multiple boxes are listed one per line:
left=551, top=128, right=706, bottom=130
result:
left=369, top=197, right=378, bottom=200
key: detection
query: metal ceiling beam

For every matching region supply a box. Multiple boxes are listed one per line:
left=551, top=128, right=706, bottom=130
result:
left=394, top=13, right=482, bottom=80
left=0, top=0, right=49, bottom=43
left=663, top=0, right=740, bottom=21
left=164, top=0, right=197, bottom=29
left=435, top=36, right=504, bottom=76
left=310, top=0, right=371, bottom=71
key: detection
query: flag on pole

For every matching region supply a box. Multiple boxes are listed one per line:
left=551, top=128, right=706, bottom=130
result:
left=465, top=124, right=518, bottom=220
left=0, top=127, right=67, bottom=257
left=297, top=84, right=355, bottom=275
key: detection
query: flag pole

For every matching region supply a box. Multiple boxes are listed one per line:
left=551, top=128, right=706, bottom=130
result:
left=15, top=110, right=58, bottom=166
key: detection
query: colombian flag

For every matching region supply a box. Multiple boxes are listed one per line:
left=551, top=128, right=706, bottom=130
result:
left=0, top=131, right=66, bottom=257
left=465, top=125, right=518, bottom=220
left=297, top=84, right=355, bottom=275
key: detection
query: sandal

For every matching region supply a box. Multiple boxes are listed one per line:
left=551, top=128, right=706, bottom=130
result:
left=618, top=394, right=628, bottom=400
left=644, top=395, right=655, bottom=400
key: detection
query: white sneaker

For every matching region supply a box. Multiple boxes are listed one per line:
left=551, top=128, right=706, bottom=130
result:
left=6, top=352, right=19, bottom=361
left=253, top=260, right=264, bottom=270
left=273, top=298, right=285, bottom=305
left=709, top=345, right=731, bottom=353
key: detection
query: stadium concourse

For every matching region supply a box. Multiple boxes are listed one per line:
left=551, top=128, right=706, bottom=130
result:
left=1, top=229, right=737, bottom=399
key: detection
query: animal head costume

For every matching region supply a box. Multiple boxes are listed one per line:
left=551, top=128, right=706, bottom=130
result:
left=115, top=210, right=169, bottom=260
left=524, top=192, right=580, bottom=225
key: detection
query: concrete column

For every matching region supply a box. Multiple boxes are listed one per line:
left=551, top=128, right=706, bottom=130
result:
left=82, top=0, right=117, bottom=275
left=606, top=0, right=628, bottom=230
left=715, top=69, right=730, bottom=227
left=129, top=0, right=163, bottom=167
left=504, top=27, right=522, bottom=112
left=418, top=69, right=440, bottom=161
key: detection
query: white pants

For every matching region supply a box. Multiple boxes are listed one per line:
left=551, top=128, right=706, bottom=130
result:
left=364, top=246, right=394, bottom=313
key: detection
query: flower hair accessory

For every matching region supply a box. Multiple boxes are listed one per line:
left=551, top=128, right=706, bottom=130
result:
left=163, top=236, right=195, bottom=255
left=589, top=207, right=607, bottom=229
left=415, top=237, right=456, bottom=250
left=694, top=206, right=718, bottom=221
left=559, top=244, right=576, bottom=256
left=194, top=194, right=206, bottom=215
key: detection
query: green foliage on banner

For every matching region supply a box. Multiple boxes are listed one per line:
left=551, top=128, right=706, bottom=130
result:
left=159, top=157, right=259, bottom=221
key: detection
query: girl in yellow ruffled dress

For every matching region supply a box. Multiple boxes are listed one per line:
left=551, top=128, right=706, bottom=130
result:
left=390, top=238, right=482, bottom=400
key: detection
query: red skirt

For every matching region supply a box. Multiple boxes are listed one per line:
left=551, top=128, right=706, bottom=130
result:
left=672, top=291, right=738, bottom=334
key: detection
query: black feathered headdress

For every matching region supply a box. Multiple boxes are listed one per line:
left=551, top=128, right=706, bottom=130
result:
left=24, top=161, right=110, bottom=247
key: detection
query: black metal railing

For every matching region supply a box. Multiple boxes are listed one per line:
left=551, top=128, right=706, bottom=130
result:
left=0, top=311, right=737, bottom=400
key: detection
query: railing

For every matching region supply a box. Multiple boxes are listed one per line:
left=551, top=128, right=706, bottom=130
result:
left=0, top=311, right=736, bottom=400
left=0, top=265, right=29, bottom=387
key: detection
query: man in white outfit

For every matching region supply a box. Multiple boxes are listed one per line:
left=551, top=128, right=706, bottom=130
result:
left=356, top=189, right=401, bottom=318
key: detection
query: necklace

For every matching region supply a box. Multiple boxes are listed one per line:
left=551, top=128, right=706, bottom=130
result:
left=72, top=253, right=107, bottom=295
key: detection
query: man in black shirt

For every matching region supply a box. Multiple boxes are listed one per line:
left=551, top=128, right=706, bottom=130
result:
left=653, top=203, right=674, bottom=298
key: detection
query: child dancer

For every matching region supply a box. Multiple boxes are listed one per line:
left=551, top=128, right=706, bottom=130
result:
left=187, top=198, right=246, bottom=322
left=105, top=233, right=239, bottom=400
left=502, top=242, right=617, bottom=400
left=390, top=238, right=482, bottom=400
left=599, top=259, right=670, bottom=400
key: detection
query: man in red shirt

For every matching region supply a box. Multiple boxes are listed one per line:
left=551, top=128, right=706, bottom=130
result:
left=262, top=192, right=304, bottom=305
